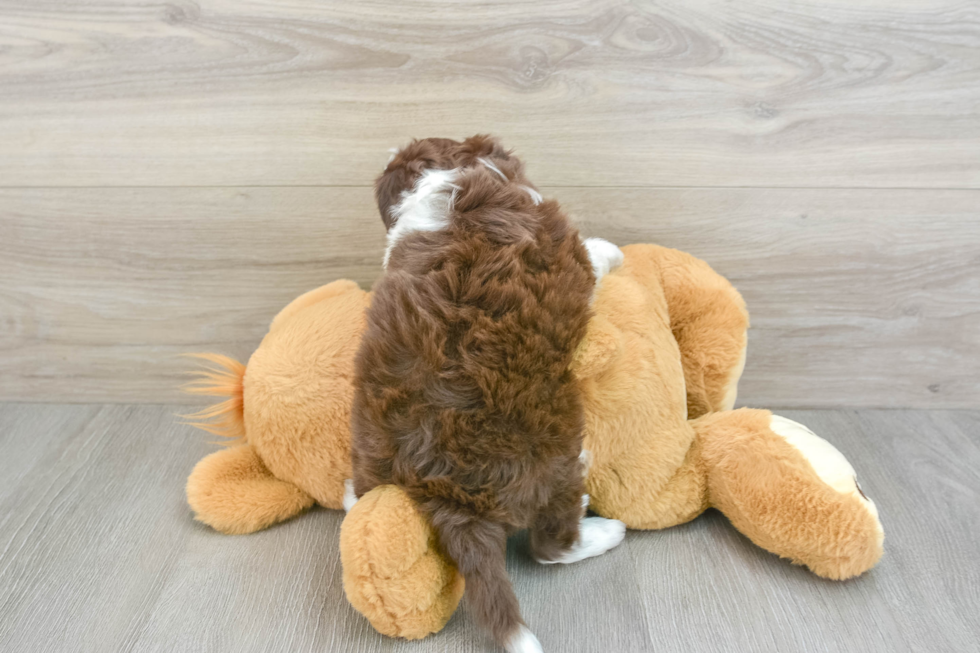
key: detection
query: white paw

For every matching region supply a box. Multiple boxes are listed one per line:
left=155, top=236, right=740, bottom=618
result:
left=505, top=625, right=543, bottom=653
left=539, top=516, right=626, bottom=565
left=581, top=494, right=590, bottom=512
left=342, top=479, right=358, bottom=513
left=583, top=238, right=624, bottom=282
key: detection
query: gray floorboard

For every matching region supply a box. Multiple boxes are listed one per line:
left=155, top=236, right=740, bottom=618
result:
left=0, top=404, right=977, bottom=652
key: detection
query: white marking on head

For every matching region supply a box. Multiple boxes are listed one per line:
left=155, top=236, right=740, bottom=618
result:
left=522, top=185, right=543, bottom=205
left=383, top=168, right=460, bottom=268
left=477, top=157, right=508, bottom=181
left=386, top=147, right=400, bottom=165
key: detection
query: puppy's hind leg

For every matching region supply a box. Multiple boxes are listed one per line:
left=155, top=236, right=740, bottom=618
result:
left=531, top=460, right=625, bottom=565
left=540, top=516, right=626, bottom=564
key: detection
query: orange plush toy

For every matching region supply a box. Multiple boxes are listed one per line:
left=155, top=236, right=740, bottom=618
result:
left=185, top=244, right=884, bottom=640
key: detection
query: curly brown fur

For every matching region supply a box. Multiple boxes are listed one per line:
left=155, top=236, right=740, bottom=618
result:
left=374, top=134, right=521, bottom=228
left=352, top=136, right=594, bottom=648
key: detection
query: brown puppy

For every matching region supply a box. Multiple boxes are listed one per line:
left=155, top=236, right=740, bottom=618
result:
left=349, top=136, right=625, bottom=652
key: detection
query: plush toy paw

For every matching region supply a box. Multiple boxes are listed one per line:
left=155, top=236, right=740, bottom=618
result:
left=768, top=415, right=879, bottom=512
left=696, top=409, right=884, bottom=580
left=186, top=445, right=315, bottom=534
left=767, top=414, right=884, bottom=578
left=340, top=485, right=464, bottom=639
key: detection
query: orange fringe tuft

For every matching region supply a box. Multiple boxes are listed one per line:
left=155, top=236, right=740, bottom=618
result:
left=180, top=353, right=247, bottom=444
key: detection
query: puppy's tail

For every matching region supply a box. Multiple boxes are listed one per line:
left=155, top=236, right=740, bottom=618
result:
left=428, top=507, right=541, bottom=652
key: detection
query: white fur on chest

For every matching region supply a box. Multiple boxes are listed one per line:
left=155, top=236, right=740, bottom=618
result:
left=383, top=168, right=461, bottom=268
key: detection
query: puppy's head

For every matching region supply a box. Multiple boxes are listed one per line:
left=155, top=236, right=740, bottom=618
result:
left=375, top=135, right=526, bottom=229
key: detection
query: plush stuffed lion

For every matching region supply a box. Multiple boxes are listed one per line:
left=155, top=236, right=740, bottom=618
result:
left=185, top=244, right=883, bottom=640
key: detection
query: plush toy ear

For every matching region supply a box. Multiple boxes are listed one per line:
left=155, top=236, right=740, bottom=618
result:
left=572, top=314, right=623, bottom=380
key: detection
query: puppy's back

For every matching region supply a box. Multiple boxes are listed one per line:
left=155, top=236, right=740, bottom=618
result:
left=352, top=149, right=594, bottom=652
left=356, top=165, right=593, bottom=491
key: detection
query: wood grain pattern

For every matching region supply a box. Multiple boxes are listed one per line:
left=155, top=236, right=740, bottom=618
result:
left=0, top=0, right=978, bottom=187
left=566, top=187, right=980, bottom=410
left=0, top=404, right=977, bottom=652
left=0, top=187, right=385, bottom=403
left=1, top=187, right=977, bottom=407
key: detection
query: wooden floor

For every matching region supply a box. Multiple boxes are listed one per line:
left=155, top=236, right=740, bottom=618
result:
left=0, top=404, right=977, bottom=652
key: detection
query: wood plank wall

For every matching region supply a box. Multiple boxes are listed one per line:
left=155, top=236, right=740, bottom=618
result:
left=1, top=0, right=978, bottom=407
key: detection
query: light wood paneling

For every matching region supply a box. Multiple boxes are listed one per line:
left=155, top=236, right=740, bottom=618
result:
left=1, top=187, right=977, bottom=407
left=0, top=187, right=385, bottom=403
left=566, top=187, right=980, bottom=409
left=1, top=1, right=978, bottom=406
left=0, top=0, right=978, bottom=187
left=0, top=404, right=978, bottom=652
